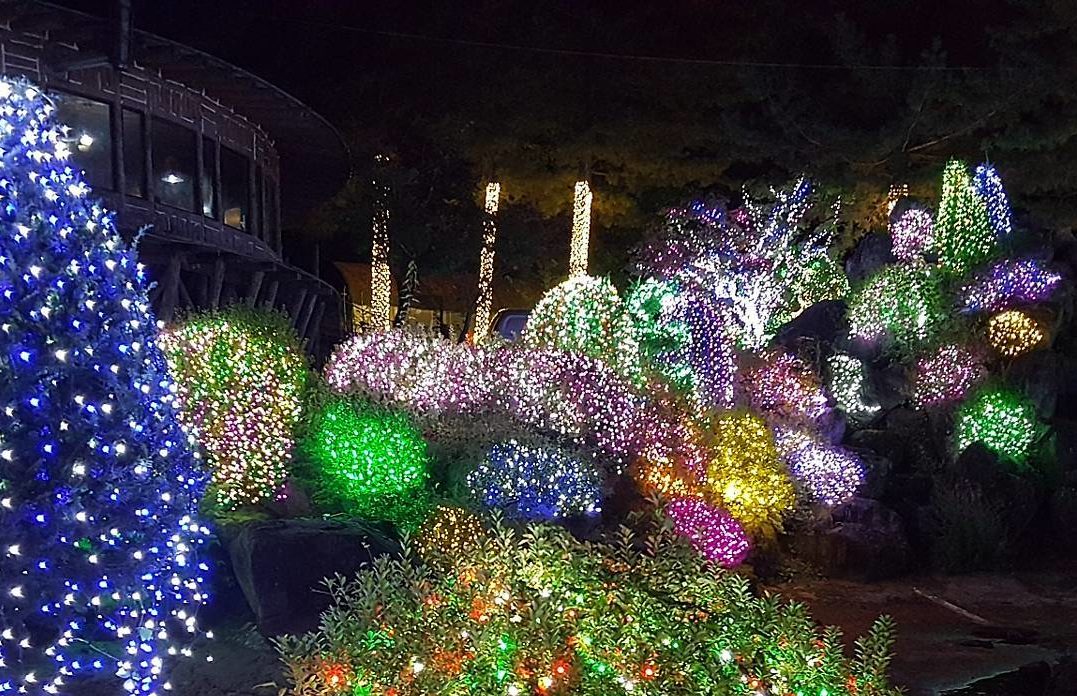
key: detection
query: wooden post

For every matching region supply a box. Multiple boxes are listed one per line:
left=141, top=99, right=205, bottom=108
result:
left=245, top=270, right=265, bottom=307
left=288, top=288, right=309, bottom=328
left=157, top=253, right=185, bottom=323
left=297, top=294, right=318, bottom=338
left=261, top=279, right=279, bottom=310
left=208, top=256, right=225, bottom=309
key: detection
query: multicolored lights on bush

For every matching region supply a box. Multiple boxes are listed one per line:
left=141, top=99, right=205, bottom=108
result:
left=786, top=443, right=865, bottom=507
left=467, top=440, right=602, bottom=520
left=847, top=264, right=946, bottom=353
left=912, top=344, right=986, bottom=409
left=0, top=78, right=211, bottom=694
left=276, top=516, right=900, bottom=696
left=413, top=505, right=487, bottom=563
left=987, top=309, right=1045, bottom=357
left=890, top=207, right=935, bottom=261
left=962, top=258, right=1062, bottom=313
left=935, top=159, right=997, bottom=276
left=302, top=396, right=429, bottom=524
left=160, top=308, right=308, bottom=509
left=665, top=497, right=751, bottom=567
left=955, top=387, right=1040, bottom=468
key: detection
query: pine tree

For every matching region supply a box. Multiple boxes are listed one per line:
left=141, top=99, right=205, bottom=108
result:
left=0, top=80, right=211, bottom=694
left=935, top=159, right=997, bottom=276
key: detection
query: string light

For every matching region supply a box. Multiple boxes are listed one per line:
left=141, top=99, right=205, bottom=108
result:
left=467, top=440, right=602, bottom=520
left=889, top=207, right=934, bottom=261
left=473, top=182, right=501, bottom=342
left=302, top=396, right=430, bottom=525
left=740, top=351, right=831, bottom=431
left=847, top=264, right=946, bottom=353
left=987, top=309, right=1045, bottom=357
left=568, top=180, right=592, bottom=277
left=371, top=154, right=392, bottom=330
left=786, top=443, right=865, bottom=507
left=523, top=275, right=643, bottom=384
left=961, top=258, right=1062, bottom=313
left=973, top=163, right=1013, bottom=238
left=160, top=308, right=308, bottom=509
left=955, top=387, right=1040, bottom=468
left=0, top=77, right=211, bottom=694
left=276, top=515, right=899, bottom=695
left=702, top=412, right=796, bottom=538
left=826, top=353, right=879, bottom=422
left=935, top=159, right=996, bottom=276
left=912, top=344, right=986, bottom=409
left=665, top=497, right=751, bottom=567
left=886, top=182, right=909, bottom=215
left=414, top=505, right=487, bottom=563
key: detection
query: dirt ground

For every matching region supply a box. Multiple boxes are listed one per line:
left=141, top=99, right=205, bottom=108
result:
left=770, top=559, right=1077, bottom=695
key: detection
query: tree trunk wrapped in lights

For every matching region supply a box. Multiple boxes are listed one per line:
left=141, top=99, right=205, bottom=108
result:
left=568, top=180, right=592, bottom=277
left=473, top=182, right=501, bottom=341
left=370, top=155, right=392, bottom=330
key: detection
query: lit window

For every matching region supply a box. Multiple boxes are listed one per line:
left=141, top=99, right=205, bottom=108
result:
left=221, top=146, right=249, bottom=230
left=122, top=109, right=145, bottom=197
left=201, top=137, right=217, bottom=218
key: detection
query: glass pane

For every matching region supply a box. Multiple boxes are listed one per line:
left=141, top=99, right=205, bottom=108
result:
left=221, top=146, right=248, bottom=231
left=151, top=118, right=196, bottom=211
left=254, top=165, right=264, bottom=236
left=201, top=137, right=217, bottom=218
left=122, top=109, right=144, bottom=197
left=265, top=175, right=278, bottom=243
left=56, top=93, right=113, bottom=190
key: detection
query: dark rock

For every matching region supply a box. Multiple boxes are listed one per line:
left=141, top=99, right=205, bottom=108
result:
left=845, top=231, right=896, bottom=283
left=775, top=299, right=848, bottom=347
left=1010, top=351, right=1062, bottom=419
left=1048, top=656, right=1077, bottom=696
left=793, top=497, right=910, bottom=580
left=1048, top=487, right=1077, bottom=554
left=264, top=477, right=314, bottom=518
left=856, top=451, right=892, bottom=499
left=222, top=519, right=401, bottom=636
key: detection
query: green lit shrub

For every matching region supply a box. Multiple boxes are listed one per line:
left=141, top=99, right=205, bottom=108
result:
left=276, top=513, right=899, bottom=696
left=954, top=387, right=1041, bottom=469
left=846, top=264, right=949, bottom=355
left=301, top=395, right=430, bottom=526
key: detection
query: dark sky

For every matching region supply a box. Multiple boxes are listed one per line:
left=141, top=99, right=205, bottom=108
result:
left=52, top=0, right=1004, bottom=131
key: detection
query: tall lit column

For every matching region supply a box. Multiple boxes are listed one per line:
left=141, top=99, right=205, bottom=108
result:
left=569, top=180, right=592, bottom=277
left=887, top=182, right=909, bottom=216
left=473, top=181, right=501, bottom=342
left=371, top=155, right=392, bottom=330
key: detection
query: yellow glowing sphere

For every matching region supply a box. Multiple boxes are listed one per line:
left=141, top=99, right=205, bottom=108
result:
left=414, top=505, right=487, bottom=561
left=987, top=309, right=1044, bottom=357
left=702, top=411, right=795, bottom=539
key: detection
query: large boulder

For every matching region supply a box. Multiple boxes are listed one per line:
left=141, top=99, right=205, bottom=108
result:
left=793, top=497, right=910, bottom=580
left=845, top=231, right=896, bottom=283
left=775, top=299, right=848, bottom=347
left=222, top=519, right=401, bottom=635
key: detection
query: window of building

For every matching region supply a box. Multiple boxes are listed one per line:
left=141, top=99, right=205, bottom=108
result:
left=254, top=164, right=264, bottom=236
left=201, top=137, right=217, bottom=218
left=151, top=118, right=196, bottom=211
left=265, top=174, right=279, bottom=243
left=55, top=93, right=113, bottom=190
left=221, top=146, right=248, bottom=231
left=122, top=109, right=145, bottom=197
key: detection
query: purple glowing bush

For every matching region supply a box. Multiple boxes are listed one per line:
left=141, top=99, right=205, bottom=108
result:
left=786, top=443, right=865, bottom=507
left=961, top=258, right=1062, bottom=313
left=666, top=497, right=751, bottom=567
left=890, top=207, right=934, bottom=261
left=912, top=344, right=987, bottom=409
left=740, top=351, right=831, bottom=431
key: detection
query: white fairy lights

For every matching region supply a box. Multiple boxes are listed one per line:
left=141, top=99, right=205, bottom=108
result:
left=473, top=182, right=501, bottom=342
left=371, top=155, right=392, bottom=330
left=569, top=180, right=593, bottom=277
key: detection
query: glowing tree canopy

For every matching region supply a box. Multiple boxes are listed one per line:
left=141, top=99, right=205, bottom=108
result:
left=847, top=264, right=947, bottom=353
left=0, top=79, right=211, bottom=694
left=935, top=159, right=996, bottom=276
left=277, top=516, right=901, bottom=696
left=467, top=440, right=602, bottom=520
left=160, top=308, right=308, bottom=509
left=955, top=387, right=1040, bottom=468
left=639, top=181, right=845, bottom=349
left=912, top=344, right=986, bottom=409
left=302, top=396, right=430, bottom=526
left=523, top=275, right=642, bottom=383
left=973, top=163, right=1013, bottom=239
left=740, top=351, right=831, bottom=431
left=961, top=258, right=1062, bottom=313
left=890, top=207, right=935, bottom=261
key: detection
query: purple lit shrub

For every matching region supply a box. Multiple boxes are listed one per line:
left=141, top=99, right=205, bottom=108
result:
left=666, top=497, right=751, bottom=567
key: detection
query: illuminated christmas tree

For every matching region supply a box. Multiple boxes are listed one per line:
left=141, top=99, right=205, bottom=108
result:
left=935, top=159, right=996, bottom=276
left=0, top=79, right=211, bottom=693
